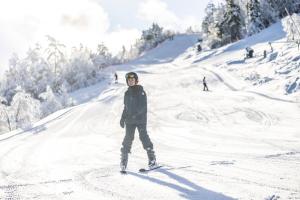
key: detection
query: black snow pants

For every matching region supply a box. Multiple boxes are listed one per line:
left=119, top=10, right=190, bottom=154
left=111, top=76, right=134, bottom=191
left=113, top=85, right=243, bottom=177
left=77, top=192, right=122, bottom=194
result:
left=121, top=123, right=153, bottom=154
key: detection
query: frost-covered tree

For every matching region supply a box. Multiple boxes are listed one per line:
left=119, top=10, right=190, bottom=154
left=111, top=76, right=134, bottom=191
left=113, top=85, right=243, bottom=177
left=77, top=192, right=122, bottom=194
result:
left=267, top=0, right=299, bottom=18
left=260, top=0, right=278, bottom=28
left=0, top=98, right=12, bottom=132
left=246, top=0, right=264, bottom=36
left=10, top=87, right=41, bottom=129
left=63, top=44, right=105, bottom=91
left=45, top=35, right=66, bottom=84
left=3, top=44, right=54, bottom=101
left=282, top=13, right=300, bottom=41
left=221, top=0, right=243, bottom=42
left=202, top=3, right=227, bottom=48
left=91, top=43, right=112, bottom=69
left=202, top=3, right=217, bottom=35
left=116, top=45, right=129, bottom=63
left=26, top=44, right=55, bottom=98
left=140, top=23, right=165, bottom=51
left=38, top=85, right=63, bottom=117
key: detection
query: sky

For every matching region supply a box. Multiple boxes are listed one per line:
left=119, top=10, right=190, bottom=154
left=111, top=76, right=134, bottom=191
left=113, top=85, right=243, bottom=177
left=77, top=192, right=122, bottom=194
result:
left=0, top=0, right=223, bottom=74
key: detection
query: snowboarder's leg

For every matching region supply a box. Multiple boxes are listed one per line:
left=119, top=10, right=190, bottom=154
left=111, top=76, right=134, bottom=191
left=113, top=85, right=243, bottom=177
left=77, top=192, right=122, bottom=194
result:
left=137, top=124, right=156, bottom=167
left=204, top=84, right=208, bottom=91
left=120, top=124, right=136, bottom=169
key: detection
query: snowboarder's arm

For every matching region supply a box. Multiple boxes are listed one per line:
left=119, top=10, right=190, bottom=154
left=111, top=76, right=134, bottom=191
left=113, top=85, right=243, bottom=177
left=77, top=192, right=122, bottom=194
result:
left=133, top=90, right=147, bottom=118
left=120, top=95, right=127, bottom=122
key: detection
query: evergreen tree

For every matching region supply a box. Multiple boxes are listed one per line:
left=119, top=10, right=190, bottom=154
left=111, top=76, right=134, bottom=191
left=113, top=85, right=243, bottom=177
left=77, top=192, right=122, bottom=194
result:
left=246, top=0, right=264, bottom=36
left=221, top=0, right=243, bottom=42
left=202, top=3, right=217, bottom=35
left=260, top=0, right=278, bottom=28
left=141, top=23, right=165, bottom=51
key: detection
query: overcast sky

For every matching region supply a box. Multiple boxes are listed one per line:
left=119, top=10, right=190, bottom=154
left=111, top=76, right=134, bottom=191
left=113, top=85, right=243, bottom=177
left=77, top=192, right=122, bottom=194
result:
left=0, top=0, right=224, bottom=73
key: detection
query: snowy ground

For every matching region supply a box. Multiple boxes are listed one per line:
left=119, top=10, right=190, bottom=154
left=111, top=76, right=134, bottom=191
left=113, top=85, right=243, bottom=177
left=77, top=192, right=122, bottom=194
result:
left=0, top=22, right=300, bottom=200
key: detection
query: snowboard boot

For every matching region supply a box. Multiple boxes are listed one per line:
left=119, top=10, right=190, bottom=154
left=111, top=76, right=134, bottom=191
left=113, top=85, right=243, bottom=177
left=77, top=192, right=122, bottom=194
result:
left=146, top=148, right=157, bottom=169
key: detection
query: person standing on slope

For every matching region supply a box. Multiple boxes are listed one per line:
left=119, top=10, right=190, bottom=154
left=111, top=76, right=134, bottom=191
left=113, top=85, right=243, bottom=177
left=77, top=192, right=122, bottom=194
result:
left=119, top=72, right=157, bottom=171
left=203, top=76, right=209, bottom=91
left=114, top=72, right=118, bottom=84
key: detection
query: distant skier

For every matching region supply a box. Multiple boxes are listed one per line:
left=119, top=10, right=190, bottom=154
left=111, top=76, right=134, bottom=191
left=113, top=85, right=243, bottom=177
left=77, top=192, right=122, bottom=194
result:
left=203, top=76, right=209, bottom=91
left=114, top=72, right=118, bottom=84
left=197, top=44, right=202, bottom=52
left=245, top=47, right=254, bottom=58
left=119, top=72, right=157, bottom=172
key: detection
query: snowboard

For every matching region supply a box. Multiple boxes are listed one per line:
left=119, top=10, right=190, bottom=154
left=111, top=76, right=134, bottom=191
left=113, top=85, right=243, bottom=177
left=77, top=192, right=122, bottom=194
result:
left=120, top=165, right=163, bottom=174
left=139, top=165, right=163, bottom=173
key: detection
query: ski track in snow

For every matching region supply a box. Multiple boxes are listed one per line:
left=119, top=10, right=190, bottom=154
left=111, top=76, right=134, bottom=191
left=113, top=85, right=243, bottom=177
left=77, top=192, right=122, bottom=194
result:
left=0, top=31, right=300, bottom=200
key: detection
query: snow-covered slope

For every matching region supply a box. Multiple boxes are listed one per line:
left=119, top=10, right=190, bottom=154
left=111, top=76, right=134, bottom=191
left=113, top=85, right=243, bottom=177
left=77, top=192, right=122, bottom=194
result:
left=192, top=22, right=300, bottom=97
left=0, top=23, right=300, bottom=200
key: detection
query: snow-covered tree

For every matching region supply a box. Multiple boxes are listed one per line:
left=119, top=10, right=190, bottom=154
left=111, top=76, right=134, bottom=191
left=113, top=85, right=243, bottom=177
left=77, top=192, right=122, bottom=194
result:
left=45, top=35, right=66, bottom=90
left=10, top=87, right=41, bottom=129
left=260, top=0, right=278, bottom=28
left=3, top=44, right=54, bottom=102
left=141, top=23, right=165, bottom=51
left=38, top=85, right=63, bottom=117
left=246, top=0, right=264, bottom=36
left=202, top=3, right=217, bottom=35
left=221, top=0, right=244, bottom=42
left=0, top=97, right=12, bottom=132
left=91, top=43, right=112, bottom=69
left=267, top=0, right=299, bottom=18
left=282, top=13, right=300, bottom=41
left=63, top=44, right=101, bottom=91
left=116, top=45, right=129, bottom=63
left=202, top=3, right=227, bottom=49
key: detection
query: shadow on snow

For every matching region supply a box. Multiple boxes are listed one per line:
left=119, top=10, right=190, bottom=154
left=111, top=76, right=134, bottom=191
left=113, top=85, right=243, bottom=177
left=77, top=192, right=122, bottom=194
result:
left=128, top=168, right=236, bottom=200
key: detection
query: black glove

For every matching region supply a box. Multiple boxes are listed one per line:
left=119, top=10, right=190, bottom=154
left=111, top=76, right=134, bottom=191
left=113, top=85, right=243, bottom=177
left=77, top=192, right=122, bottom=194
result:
left=120, top=118, right=125, bottom=128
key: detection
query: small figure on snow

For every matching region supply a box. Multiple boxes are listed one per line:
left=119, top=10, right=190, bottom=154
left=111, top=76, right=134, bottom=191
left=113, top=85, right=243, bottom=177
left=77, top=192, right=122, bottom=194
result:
left=197, top=44, right=202, bottom=52
left=263, top=50, right=267, bottom=58
left=203, top=76, right=209, bottom=91
left=245, top=47, right=254, bottom=58
left=119, top=72, right=157, bottom=172
left=114, top=72, right=118, bottom=84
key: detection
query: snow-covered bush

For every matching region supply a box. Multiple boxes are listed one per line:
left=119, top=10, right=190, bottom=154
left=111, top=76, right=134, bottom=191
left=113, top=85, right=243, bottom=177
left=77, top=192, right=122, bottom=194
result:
left=10, top=88, right=41, bottom=129
left=38, top=86, right=63, bottom=117
left=285, top=77, right=300, bottom=94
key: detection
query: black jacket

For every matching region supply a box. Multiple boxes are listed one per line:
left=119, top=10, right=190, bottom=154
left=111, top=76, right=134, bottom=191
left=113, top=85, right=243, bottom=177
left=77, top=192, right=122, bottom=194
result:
left=121, top=85, right=147, bottom=124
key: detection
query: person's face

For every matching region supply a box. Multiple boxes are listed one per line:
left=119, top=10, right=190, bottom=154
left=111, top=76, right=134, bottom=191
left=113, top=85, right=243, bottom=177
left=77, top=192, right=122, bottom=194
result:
left=127, top=77, right=136, bottom=86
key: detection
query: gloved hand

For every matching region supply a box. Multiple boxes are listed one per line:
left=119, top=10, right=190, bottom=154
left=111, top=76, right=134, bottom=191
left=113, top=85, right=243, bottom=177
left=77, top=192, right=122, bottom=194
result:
left=120, top=118, right=125, bottom=128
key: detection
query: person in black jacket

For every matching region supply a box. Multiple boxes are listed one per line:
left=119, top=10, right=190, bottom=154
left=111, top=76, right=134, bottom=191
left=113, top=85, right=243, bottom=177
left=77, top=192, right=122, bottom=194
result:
left=120, top=72, right=156, bottom=171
